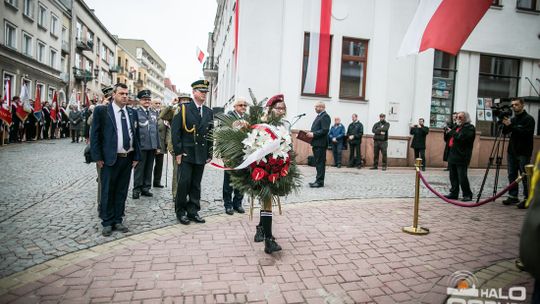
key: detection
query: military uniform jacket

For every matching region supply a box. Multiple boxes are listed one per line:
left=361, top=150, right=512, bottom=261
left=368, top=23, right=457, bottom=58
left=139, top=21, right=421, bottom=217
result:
left=136, top=107, right=160, bottom=151
left=372, top=120, right=390, bottom=141
left=171, top=101, right=213, bottom=165
left=346, top=121, right=364, bottom=145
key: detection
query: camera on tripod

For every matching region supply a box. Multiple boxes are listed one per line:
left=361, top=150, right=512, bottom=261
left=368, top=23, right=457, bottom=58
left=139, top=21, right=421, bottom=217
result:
left=491, top=104, right=512, bottom=121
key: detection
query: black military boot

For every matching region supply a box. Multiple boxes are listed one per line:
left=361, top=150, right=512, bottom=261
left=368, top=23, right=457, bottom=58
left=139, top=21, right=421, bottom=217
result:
left=264, top=237, right=282, bottom=254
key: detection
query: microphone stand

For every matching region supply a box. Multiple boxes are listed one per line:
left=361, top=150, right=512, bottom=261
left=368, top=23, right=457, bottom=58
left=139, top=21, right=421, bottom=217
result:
left=290, top=115, right=305, bottom=128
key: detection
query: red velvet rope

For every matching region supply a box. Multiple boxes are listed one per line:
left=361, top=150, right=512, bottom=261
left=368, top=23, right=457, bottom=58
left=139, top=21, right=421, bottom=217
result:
left=417, top=170, right=519, bottom=207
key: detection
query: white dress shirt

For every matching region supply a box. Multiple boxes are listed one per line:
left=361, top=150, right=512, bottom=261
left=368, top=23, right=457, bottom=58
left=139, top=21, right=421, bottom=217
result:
left=112, top=102, right=133, bottom=153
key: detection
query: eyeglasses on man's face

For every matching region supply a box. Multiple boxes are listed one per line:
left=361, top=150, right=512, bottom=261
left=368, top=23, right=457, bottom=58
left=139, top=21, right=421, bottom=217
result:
left=236, top=104, right=247, bottom=107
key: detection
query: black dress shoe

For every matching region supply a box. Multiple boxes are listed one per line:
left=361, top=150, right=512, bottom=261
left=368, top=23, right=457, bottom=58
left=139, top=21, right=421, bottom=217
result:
left=310, top=182, right=323, bottom=188
left=132, top=192, right=140, bottom=199
left=178, top=215, right=190, bottom=225
left=234, top=206, right=245, bottom=213
left=153, top=184, right=164, bottom=188
left=225, top=208, right=234, bottom=215
left=461, top=196, right=472, bottom=202
left=369, top=167, right=378, bottom=170
left=502, top=197, right=519, bottom=205
left=102, top=226, right=113, bottom=237
left=113, top=223, right=129, bottom=233
left=189, top=215, right=206, bottom=223
left=517, top=200, right=528, bottom=209
left=444, top=194, right=458, bottom=200
left=141, top=191, right=153, bottom=197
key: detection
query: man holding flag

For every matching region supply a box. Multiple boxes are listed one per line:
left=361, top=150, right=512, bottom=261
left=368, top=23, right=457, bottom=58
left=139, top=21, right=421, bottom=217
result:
left=33, top=86, right=42, bottom=140
left=1, top=79, right=13, bottom=144
left=49, top=92, right=59, bottom=139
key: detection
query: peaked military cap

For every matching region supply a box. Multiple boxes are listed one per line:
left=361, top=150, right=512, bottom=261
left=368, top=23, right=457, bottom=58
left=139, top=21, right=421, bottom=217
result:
left=191, top=80, right=210, bottom=92
left=101, top=86, right=113, bottom=97
left=178, top=92, right=192, bottom=100
left=137, top=89, right=152, bottom=99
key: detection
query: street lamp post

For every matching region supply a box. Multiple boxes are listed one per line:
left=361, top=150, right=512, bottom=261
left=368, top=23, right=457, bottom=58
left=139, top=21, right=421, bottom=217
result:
left=72, top=66, right=99, bottom=106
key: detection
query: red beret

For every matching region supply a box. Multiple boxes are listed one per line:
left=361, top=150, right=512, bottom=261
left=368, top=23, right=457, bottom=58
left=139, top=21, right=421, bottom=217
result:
left=266, top=94, right=284, bottom=107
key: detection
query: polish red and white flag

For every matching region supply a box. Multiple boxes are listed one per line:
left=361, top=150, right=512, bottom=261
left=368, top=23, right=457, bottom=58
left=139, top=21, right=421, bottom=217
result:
left=196, top=46, right=205, bottom=64
left=398, top=0, right=492, bottom=56
left=303, top=0, right=332, bottom=95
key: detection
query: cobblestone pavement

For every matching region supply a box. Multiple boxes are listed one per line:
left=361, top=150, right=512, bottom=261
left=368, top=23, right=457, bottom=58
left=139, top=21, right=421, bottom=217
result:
left=0, top=198, right=533, bottom=303
left=0, top=139, right=512, bottom=278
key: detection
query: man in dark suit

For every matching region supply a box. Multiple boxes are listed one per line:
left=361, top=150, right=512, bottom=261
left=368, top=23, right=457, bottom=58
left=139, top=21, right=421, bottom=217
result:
left=42, top=101, right=51, bottom=139
left=171, top=80, right=214, bottom=225
left=90, top=83, right=141, bottom=237
left=410, top=118, right=429, bottom=171
left=132, top=90, right=160, bottom=199
left=223, top=97, right=247, bottom=215
left=307, top=101, right=331, bottom=188
left=444, top=111, right=476, bottom=202
left=346, top=113, right=363, bottom=168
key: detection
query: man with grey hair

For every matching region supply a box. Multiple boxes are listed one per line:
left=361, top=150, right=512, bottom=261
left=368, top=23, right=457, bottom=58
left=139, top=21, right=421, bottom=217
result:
left=307, top=101, right=331, bottom=188
left=223, top=97, right=248, bottom=215
left=444, top=111, right=476, bottom=202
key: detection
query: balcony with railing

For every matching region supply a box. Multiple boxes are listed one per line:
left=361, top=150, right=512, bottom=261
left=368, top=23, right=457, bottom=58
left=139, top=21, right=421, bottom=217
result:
left=203, top=57, right=218, bottom=78
left=134, top=79, right=144, bottom=88
left=73, top=68, right=93, bottom=81
left=109, top=65, right=121, bottom=73
left=75, top=38, right=92, bottom=51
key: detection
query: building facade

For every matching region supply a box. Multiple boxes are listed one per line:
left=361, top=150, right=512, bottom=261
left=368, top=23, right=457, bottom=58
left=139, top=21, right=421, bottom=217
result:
left=118, top=39, right=166, bottom=100
left=70, top=0, right=117, bottom=104
left=115, top=43, right=145, bottom=100
left=207, top=0, right=540, bottom=167
left=1, top=0, right=72, bottom=104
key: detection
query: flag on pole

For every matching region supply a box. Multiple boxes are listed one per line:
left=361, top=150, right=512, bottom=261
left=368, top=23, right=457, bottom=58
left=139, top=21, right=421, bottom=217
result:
left=0, top=79, right=12, bottom=125
left=50, top=91, right=58, bottom=123
left=398, top=0, right=492, bottom=56
left=302, top=0, right=332, bottom=95
left=16, top=83, right=31, bottom=122
left=196, top=46, right=205, bottom=64
left=34, top=85, right=42, bottom=120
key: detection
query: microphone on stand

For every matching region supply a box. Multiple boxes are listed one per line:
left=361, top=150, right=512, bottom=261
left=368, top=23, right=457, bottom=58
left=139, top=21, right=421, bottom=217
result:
left=293, top=113, right=306, bottom=118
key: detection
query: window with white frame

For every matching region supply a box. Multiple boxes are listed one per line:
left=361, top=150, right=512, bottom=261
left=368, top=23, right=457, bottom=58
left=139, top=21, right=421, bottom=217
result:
left=22, top=78, right=32, bottom=98
left=3, top=73, right=16, bottom=100
left=85, top=59, right=93, bottom=73
left=76, top=21, right=82, bottom=40
left=22, top=32, right=32, bottom=57
left=37, top=3, right=46, bottom=28
left=108, top=50, right=114, bottom=66
left=37, top=40, right=45, bottom=62
left=75, top=53, right=81, bottom=69
left=23, top=0, right=34, bottom=18
left=60, top=56, right=65, bottom=73
left=5, top=0, right=18, bottom=8
left=101, top=43, right=106, bottom=60
left=50, top=13, right=58, bottom=37
left=4, top=21, right=17, bottom=49
left=517, top=0, right=539, bottom=10
left=50, top=48, right=57, bottom=69
left=47, top=86, right=55, bottom=101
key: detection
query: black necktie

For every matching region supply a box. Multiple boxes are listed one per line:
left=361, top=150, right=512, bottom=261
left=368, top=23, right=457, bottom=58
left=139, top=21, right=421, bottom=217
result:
left=146, top=109, right=149, bottom=117
left=120, top=109, right=130, bottom=151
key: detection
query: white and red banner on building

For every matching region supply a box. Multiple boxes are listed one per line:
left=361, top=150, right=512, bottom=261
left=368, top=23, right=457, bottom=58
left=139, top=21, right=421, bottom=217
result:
left=302, top=0, right=332, bottom=95
left=398, top=0, right=492, bottom=56
left=196, top=46, right=205, bottom=64
left=0, top=79, right=12, bottom=125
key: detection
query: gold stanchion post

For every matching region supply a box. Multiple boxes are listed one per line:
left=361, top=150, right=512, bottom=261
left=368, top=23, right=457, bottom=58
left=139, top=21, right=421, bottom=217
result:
left=524, top=164, right=534, bottom=209
left=402, top=158, right=429, bottom=235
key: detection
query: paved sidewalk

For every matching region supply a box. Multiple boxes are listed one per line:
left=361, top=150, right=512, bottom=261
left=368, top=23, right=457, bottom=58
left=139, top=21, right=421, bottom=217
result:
left=0, top=198, right=533, bottom=303
left=0, top=139, right=511, bottom=278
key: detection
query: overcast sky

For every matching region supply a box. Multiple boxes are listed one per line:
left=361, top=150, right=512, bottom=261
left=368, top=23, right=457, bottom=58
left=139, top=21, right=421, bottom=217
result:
left=85, top=0, right=217, bottom=93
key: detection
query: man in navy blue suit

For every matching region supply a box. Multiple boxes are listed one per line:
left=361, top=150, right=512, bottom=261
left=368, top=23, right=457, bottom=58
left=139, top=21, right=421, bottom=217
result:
left=91, top=83, right=141, bottom=237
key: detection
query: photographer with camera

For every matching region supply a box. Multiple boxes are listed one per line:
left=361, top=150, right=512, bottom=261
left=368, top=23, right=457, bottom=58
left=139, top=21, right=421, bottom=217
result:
left=501, top=98, right=535, bottom=208
left=443, top=113, right=458, bottom=171
left=410, top=118, right=429, bottom=171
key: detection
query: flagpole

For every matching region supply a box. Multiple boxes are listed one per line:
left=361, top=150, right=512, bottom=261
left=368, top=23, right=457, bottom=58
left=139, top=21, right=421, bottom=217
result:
left=1, top=122, right=4, bottom=146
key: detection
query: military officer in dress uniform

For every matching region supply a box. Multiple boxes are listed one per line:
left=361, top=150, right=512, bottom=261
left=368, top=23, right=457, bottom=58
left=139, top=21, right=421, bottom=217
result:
left=132, top=90, right=161, bottom=199
left=171, top=80, right=213, bottom=225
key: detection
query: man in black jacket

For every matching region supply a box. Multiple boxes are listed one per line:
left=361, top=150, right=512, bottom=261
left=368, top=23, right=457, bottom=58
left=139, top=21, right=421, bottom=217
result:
left=410, top=118, right=429, bottom=171
left=307, top=101, right=331, bottom=188
left=347, top=113, right=363, bottom=168
left=445, top=111, right=476, bottom=202
left=502, top=98, right=536, bottom=208
left=371, top=113, right=390, bottom=170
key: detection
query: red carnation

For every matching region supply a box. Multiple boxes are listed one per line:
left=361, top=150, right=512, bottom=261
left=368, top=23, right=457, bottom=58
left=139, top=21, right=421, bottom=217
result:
left=268, top=173, right=279, bottom=183
left=251, top=168, right=267, bottom=181
left=277, top=158, right=284, bottom=166
left=269, top=157, right=277, bottom=165
left=280, top=164, right=289, bottom=177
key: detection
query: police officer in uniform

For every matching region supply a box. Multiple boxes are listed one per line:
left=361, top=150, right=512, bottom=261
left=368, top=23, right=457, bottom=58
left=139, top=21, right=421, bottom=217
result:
left=171, top=80, right=213, bottom=224
left=132, top=90, right=160, bottom=199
